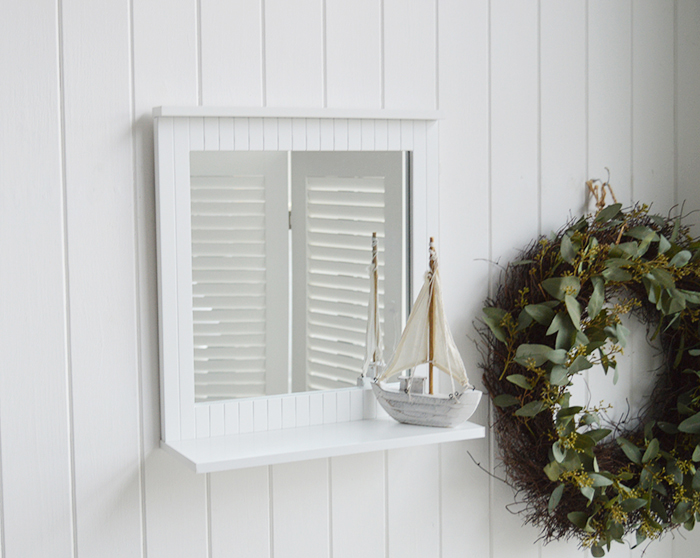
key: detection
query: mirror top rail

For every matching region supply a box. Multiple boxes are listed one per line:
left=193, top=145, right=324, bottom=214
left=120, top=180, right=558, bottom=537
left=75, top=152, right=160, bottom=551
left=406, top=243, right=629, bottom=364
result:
left=153, top=106, right=442, bottom=120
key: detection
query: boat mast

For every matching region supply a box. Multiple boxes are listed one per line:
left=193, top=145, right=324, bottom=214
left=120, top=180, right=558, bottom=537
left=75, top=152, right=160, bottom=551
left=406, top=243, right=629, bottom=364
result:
left=428, top=238, right=436, bottom=395
left=372, top=232, right=379, bottom=364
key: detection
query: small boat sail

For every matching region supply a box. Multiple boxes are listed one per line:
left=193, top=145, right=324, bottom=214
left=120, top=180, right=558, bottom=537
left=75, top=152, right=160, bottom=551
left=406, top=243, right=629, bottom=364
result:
left=372, top=238, right=482, bottom=427
left=359, top=232, right=384, bottom=384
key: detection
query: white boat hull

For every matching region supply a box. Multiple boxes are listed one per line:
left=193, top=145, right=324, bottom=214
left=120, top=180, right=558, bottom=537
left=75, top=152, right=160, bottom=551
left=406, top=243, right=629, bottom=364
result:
left=371, top=382, right=482, bottom=428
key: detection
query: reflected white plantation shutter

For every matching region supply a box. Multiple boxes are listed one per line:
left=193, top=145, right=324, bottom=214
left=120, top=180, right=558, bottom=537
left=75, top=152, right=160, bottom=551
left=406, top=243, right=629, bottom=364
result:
left=190, top=152, right=288, bottom=401
left=291, top=152, right=406, bottom=392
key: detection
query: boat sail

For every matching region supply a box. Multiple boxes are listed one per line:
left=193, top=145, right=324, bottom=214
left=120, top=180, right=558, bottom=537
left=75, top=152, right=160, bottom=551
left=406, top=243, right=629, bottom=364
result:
left=371, top=238, right=482, bottom=427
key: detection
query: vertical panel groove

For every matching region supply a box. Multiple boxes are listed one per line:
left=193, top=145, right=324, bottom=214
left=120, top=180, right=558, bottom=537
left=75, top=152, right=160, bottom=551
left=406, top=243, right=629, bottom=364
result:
left=127, top=0, right=148, bottom=551
left=585, top=0, right=589, bottom=179
left=380, top=0, right=385, bottom=109
left=630, top=0, right=635, bottom=201
left=57, top=0, right=78, bottom=553
left=206, top=473, right=212, bottom=558
left=196, top=0, right=203, bottom=105
left=269, top=466, right=275, bottom=558
left=261, top=0, right=267, bottom=107
left=487, top=2, right=494, bottom=556
left=673, top=0, right=679, bottom=207
left=328, top=459, right=333, bottom=558
left=434, top=0, right=439, bottom=110
left=322, top=0, right=328, bottom=108
left=537, top=0, right=542, bottom=237
left=383, top=450, right=389, bottom=558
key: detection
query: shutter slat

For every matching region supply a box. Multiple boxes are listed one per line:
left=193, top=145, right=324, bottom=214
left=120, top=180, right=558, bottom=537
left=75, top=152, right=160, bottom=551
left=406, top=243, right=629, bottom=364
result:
left=193, top=295, right=265, bottom=310
left=192, top=242, right=265, bottom=257
left=193, top=282, right=265, bottom=296
left=192, top=256, right=265, bottom=271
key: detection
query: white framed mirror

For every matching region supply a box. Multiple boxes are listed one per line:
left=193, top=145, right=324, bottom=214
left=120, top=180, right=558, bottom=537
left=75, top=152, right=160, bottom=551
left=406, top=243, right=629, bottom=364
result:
left=154, top=107, right=440, bottom=445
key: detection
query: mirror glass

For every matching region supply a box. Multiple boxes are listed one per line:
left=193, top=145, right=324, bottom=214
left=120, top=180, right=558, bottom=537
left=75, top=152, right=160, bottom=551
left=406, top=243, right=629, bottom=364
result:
left=190, top=150, right=410, bottom=401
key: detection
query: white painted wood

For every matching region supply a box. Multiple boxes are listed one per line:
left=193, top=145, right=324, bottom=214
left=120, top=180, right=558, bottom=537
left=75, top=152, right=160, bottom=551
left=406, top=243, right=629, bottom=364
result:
left=331, top=452, right=385, bottom=558
left=264, top=0, right=324, bottom=108
left=272, top=459, right=329, bottom=558
left=268, top=398, right=282, bottom=431
left=131, top=0, right=198, bottom=457
left=155, top=106, right=442, bottom=120
left=254, top=399, right=268, bottom=432
left=0, top=3, right=73, bottom=556
left=61, top=0, right=144, bottom=554
left=490, top=0, right=540, bottom=262
left=200, top=0, right=264, bottom=106
left=540, top=0, right=587, bottom=231
left=175, top=118, right=197, bottom=439
left=588, top=0, right=633, bottom=205
left=154, top=119, right=181, bottom=442
left=387, top=446, right=440, bottom=558
left=225, top=401, right=240, bottom=435
left=210, top=404, right=225, bottom=437
left=210, top=467, right=271, bottom=558
left=3, top=3, right=699, bottom=558
left=489, top=3, right=541, bottom=558
left=676, top=0, right=700, bottom=228
left=384, top=0, right=437, bottom=110
left=144, top=451, right=208, bottom=558
left=326, top=0, right=382, bottom=109
left=195, top=406, right=210, bottom=438
left=632, top=0, right=675, bottom=212
left=162, top=418, right=484, bottom=473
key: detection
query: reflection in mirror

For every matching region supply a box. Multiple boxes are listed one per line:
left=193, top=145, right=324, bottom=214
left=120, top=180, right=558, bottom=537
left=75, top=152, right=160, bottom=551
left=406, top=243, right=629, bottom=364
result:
left=190, top=151, right=409, bottom=401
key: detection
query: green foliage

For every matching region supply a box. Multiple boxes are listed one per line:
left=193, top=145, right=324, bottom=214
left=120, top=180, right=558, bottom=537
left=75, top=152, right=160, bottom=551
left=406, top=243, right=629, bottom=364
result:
left=481, top=203, right=700, bottom=556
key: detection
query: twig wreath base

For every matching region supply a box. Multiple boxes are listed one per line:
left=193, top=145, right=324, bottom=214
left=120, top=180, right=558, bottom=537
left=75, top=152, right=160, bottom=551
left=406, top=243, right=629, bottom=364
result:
left=480, top=202, right=700, bottom=556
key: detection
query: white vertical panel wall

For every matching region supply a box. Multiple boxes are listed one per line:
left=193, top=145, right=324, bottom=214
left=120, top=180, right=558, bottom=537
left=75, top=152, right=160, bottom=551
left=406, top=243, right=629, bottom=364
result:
left=0, top=1, right=698, bottom=558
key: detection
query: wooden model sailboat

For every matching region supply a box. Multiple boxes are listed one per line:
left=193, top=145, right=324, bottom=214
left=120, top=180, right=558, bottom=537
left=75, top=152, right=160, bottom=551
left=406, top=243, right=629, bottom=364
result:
left=371, top=238, right=482, bottom=428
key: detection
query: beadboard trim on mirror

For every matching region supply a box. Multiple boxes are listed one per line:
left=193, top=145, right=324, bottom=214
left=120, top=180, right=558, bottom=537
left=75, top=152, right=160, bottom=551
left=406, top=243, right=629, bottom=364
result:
left=153, top=108, right=484, bottom=472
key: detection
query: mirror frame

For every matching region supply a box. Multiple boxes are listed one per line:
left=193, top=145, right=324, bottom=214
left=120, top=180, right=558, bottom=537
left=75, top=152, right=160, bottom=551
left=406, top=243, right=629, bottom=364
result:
left=154, top=107, right=440, bottom=443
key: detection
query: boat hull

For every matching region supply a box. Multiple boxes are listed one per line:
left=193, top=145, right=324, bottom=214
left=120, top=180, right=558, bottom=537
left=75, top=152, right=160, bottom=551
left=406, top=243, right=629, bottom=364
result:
left=371, top=382, right=482, bottom=428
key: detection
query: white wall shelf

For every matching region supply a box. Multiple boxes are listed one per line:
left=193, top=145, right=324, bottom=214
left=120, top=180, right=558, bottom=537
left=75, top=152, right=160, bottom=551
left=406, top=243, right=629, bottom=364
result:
left=161, top=416, right=485, bottom=473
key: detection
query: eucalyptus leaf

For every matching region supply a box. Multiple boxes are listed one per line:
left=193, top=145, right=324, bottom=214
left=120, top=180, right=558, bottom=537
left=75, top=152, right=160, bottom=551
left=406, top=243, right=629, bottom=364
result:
left=548, top=483, right=565, bottom=513
left=552, top=441, right=566, bottom=463
left=493, top=394, right=520, bottom=408
left=670, top=250, right=692, bottom=268
left=692, top=445, right=700, bottom=462
left=589, top=472, right=613, bottom=487
left=590, top=545, right=605, bottom=558
left=568, top=355, right=593, bottom=375
left=549, top=365, right=569, bottom=386
left=542, top=276, right=581, bottom=301
left=506, top=374, right=533, bottom=390
left=565, top=294, right=582, bottom=331
left=642, top=438, right=660, bottom=463
left=621, top=497, right=647, bottom=512
left=617, top=437, right=642, bottom=465
left=516, top=309, right=534, bottom=331
left=482, top=307, right=508, bottom=343
left=567, top=511, right=589, bottom=529
left=544, top=461, right=564, bottom=482
left=659, top=234, right=671, bottom=254
left=515, top=400, right=546, bottom=417
left=560, top=233, right=577, bottom=264
left=580, top=485, right=595, bottom=503
left=602, top=265, right=633, bottom=282
left=678, top=412, right=700, bottom=434
left=673, top=501, right=692, bottom=524
left=681, top=290, right=700, bottom=305
left=524, top=303, right=556, bottom=326
left=595, top=203, right=622, bottom=223
left=693, top=469, right=700, bottom=492
left=587, top=277, right=605, bottom=320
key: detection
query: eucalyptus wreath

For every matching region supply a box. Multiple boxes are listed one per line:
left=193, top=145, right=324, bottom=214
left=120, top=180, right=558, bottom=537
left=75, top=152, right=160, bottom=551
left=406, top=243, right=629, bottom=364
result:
left=480, top=196, right=700, bottom=556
